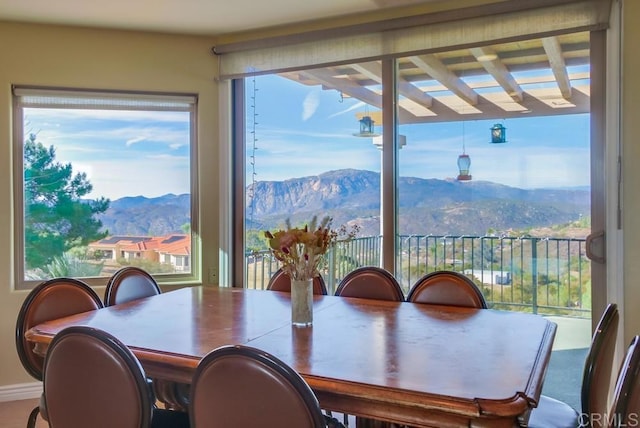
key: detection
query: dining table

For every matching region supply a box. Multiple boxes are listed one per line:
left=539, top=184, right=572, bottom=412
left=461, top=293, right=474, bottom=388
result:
left=25, top=285, right=556, bottom=428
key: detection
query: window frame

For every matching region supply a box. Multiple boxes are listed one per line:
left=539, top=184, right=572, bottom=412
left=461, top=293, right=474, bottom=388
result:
left=12, top=85, right=201, bottom=290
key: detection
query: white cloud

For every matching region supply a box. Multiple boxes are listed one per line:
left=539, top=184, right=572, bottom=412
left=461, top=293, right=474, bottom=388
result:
left=328, top=101, right=366, bottom=118
left=126, top=136, right=146, bottom=146
left=302, top=91, right=320, bottom=121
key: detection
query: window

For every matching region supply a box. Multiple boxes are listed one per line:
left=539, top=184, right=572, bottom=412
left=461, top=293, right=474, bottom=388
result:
left=241, top=67, right=381, bottom=292
left=235, top=31, right=594, bottom=306
left=233, top=30, right=598, bottom=410
left=13, top=86, right=198, bottom=288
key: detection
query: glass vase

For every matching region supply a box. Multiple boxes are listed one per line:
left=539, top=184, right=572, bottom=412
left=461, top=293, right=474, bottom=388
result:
left=291, top=278, right=313, bottom=327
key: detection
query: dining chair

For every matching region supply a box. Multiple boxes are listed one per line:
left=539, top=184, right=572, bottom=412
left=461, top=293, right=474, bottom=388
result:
left=104, top=266, right=162, bottom=306
left=104, top=266, right=190, bottom=411
left=189, top=344, right=345, bottom=428
left=43, top=325, right=190, bottom=428
left=267, top=267, right=328, bottom=295
left=527, top=303, right=619, bottom=428
left=334, top=265, right=404, bottom=427
left=608, top=335, right=640, bottom=428
left=406, top=270, right=487, bottom=309
left=335, top=266, right=404, bottom=301
left=15, top=277, right=104, bottom=428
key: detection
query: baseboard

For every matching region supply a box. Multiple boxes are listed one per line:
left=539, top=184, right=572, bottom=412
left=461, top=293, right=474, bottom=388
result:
left=0, top=382, right=42, bottom=402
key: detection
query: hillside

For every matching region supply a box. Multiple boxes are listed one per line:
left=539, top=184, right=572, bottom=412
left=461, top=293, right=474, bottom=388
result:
left=98, top=169, right=590, bottom=237
left=97, top=193, right=190, bottom=236
left=246, top=169, right=589, bottom=236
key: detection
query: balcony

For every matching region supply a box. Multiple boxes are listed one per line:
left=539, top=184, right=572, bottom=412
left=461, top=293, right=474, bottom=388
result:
left=247, top=234, right=590, bottom=317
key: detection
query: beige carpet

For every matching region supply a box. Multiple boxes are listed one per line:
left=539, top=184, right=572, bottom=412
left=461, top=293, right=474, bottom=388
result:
left=0, top=398, right=48, bottom=428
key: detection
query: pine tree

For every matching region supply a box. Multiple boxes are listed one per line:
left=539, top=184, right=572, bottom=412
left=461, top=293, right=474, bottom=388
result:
left=23, top=134, right=110, bottom=269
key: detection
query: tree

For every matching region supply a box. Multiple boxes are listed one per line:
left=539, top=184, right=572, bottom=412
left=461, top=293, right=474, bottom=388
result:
left=23, top=134, right=110, bottom=269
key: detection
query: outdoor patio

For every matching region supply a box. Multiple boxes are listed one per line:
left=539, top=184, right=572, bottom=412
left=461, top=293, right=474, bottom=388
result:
left=541, top=315, right=592, bottom=411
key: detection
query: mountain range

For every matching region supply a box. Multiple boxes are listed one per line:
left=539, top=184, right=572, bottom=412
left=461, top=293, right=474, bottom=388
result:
left=98, top=169, right=590, bottom=237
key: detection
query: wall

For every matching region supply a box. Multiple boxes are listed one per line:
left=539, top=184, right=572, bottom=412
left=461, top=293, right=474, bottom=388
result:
left=0, top=21, right=218, bottom=387
left=1, top=0, right=639, bottom=391
left=623, top=0, right=640, bottom=346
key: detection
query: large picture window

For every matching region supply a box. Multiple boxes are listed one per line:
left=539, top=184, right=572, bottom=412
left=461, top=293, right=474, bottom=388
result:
left=236, top=33, right=593, bottom=309
left=13, top=87, right=197, bottom=288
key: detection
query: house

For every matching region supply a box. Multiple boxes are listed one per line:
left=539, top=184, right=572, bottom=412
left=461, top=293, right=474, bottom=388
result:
left=88, top=235, right=191, bottom=272
left=464, top=269, right=512, bottom=286
left=1, top=0, right=638, bottom=405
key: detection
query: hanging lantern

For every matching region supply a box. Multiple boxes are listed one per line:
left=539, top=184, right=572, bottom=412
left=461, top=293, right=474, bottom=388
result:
left=457, top=154, right=472, bottom=181
left=490, top=123, right=507, bottom=144
left=353, top=115, right=381, bottom=137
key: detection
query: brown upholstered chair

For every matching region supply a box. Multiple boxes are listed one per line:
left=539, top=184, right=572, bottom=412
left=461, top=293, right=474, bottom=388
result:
left=104, top=266, right=162, bottom=306
left=335, top=266, right=404, bottom=302
left=609, top=335, right=640, bottom=428
left=334, top=266, right=404, bottom=427
left=104, top=266, right=189, bottom=411
left=43, top=326, right=189, bottom=428
left=267, top=267, right=328, bottom=295
left=528, top=303, right=619, bottom=428
left=15, top=277, right=103, bottom=428
left=190, top=344, right=344, bottom=428
left=406, top=270, right=487, bottom=309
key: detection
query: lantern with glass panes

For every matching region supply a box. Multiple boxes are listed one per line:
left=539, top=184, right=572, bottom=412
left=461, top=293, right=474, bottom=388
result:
left=457, top=122, right=472, bottom=181
left=490, top=123, right=507, bottom=144
left=353, top=115, right=381, bottom=137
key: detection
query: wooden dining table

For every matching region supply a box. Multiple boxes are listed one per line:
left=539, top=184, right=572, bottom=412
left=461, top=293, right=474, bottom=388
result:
left=26, top=286, right=556, bottom=428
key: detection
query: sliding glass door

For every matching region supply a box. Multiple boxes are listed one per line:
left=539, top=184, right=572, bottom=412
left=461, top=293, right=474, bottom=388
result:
left=233, top=29, right=605, bottom=410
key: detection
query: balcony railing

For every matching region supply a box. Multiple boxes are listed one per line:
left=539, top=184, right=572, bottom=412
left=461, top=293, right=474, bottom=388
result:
left=246, top=234, right=590, bottom=318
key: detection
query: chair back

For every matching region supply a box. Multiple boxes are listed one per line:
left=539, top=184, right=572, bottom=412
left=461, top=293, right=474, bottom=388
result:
left=267, top=268, right=327, bottom=295
left=16, top=277, right=103, bottom=380
left=581, top=303, right=619, bottom=425
left=335, top=266, right=404, bottom=301
left=609, top=336, right=640, bottom=428
left=104, top=266, right=161, bottom=306
left=406, top=270, right=487, bottom=309
left=190, top=344, right=327, bottom=428
left=43, top=326, right=153, bottom=428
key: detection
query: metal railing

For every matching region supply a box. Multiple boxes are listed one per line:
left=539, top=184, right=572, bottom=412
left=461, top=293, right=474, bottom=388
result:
left=246, top=234, right=590, bottom=318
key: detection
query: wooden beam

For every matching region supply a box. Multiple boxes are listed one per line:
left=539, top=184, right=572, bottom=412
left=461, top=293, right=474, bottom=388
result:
left=469, top=46, right=524, bottom=103
left=542, top=36, right=572, bottom=99
left=408, top=54, right=479, bottom=106
left=300, top=67, right=416, bottom=121
left=350, top=62, right=433, bottom=108
left=300, top=68, right=383, bottom=108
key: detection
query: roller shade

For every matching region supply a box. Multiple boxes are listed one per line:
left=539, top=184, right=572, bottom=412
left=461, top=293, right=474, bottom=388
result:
left=13, top=86, right=197, bottom=112
left=214, top=0, right=612, bottom=79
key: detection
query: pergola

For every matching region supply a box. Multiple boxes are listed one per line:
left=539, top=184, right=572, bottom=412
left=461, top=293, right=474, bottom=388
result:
left=279, top=31, right=590, bottom=125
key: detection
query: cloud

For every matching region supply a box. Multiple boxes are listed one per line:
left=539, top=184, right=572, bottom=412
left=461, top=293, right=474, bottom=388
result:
left=126, top=136, right=147, bottom=146
left=302, top=91, right=320, bottom=121
left=328, top=101, right=365, bottom=118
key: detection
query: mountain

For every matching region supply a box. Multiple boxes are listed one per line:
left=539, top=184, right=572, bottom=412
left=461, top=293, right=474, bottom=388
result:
left=97, top=193, right=190, bottom=236
left=246, top=169, right=590, bottom=236
left=98, top=169, right=590, bottom=237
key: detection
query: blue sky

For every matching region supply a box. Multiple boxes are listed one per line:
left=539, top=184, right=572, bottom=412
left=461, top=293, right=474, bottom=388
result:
left=25, top=108, right=191, bottom=200
left=247, top=74, right=590, bottom=190
left=23, top=72, right=590, bottom=201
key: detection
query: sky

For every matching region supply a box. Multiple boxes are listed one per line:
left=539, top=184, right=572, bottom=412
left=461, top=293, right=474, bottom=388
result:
left=246, top=74, right=591, bottom=190
left=22, top=71, right=590, bottom=201
left=24, top=108, right=191, bottom=200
